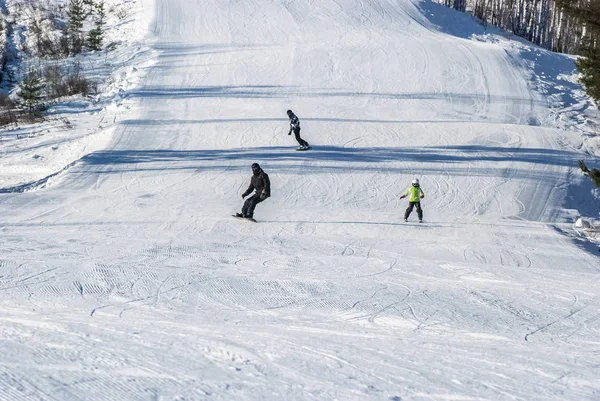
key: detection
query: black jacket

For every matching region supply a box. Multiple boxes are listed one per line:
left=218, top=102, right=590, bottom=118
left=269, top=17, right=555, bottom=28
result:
left=243, top=169, right=270, bottom=198
left=288, top=113, right=300, bottom=131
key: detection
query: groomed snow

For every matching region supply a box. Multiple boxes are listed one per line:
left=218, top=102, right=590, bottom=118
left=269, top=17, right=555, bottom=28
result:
left=0, top=0, right=599, bottom=400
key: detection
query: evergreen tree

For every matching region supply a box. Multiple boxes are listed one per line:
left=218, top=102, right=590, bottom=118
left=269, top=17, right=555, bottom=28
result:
left=18, top=68, right=44, bottom=111
left=68, top=0, right=85, bottom=54
left=576, top=49, right=600, bottom=104
left=87, top=1, right=106, bottom=51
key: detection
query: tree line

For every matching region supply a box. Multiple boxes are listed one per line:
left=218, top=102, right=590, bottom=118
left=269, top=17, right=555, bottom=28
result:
left=438, top=0, right=600, bottom=105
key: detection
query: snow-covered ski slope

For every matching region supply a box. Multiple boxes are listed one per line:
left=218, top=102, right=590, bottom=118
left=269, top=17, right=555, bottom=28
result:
left=1, top=0, right=599, bottom=400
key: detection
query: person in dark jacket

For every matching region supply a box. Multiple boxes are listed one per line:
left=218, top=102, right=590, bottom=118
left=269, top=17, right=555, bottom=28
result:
left=287, top=109, right=309, bottom=149
left=236, top=163, right=270, bottom=219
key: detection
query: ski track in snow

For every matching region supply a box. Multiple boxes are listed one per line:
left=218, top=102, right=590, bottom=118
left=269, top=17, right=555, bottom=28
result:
left=0, top=0, right=599, bottom=400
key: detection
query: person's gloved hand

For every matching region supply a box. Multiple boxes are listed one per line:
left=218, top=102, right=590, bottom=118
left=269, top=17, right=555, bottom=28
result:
left=288, top=131, right=291, bottom=135
left=420, top=195, right=424, bottom=199
left=242, top=193, right=246, bottom=199
left=260, top=192, right=267, bottom=200
left=400, top=195, right=406, bottom=199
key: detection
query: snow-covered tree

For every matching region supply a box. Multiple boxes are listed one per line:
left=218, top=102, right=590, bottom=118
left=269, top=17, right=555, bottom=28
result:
left=87, top=0, right=106, bottom=51
left=0, top=16, right=6, bottom=83
left=67, top=0, right=85, bottom=54
left=18, top=68, right=44, bottom=110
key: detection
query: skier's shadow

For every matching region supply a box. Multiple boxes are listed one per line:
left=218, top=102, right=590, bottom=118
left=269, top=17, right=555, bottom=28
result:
left=261, top=220, right=440, bottom=227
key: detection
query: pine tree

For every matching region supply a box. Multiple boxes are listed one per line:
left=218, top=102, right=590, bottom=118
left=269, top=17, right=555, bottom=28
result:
left=68, top=0, right=85, bottom=54
left=87, top=1, right=106, bottom=51
left=18, top=68, right=44, bottom=111
left=576, top=50, right=600, bottom=104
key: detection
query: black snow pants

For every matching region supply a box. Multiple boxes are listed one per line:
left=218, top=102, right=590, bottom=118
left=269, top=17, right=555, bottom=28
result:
left=242, top=193, right=265, bottom=218
left=404, top=201, right=423, bottom=221
left=293, top=128, right=309, bottom=147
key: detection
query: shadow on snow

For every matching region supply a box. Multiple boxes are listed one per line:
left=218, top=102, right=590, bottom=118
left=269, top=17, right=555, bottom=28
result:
left=128, top=85, right=545, bottom=108
left=77, top=145, right=581, bottom=182
left=80, top=145, right=580, bottom=165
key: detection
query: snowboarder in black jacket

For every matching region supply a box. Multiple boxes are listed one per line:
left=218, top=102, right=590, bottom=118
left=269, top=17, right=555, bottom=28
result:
left=287, top=109, right=309, bottom=149
left=236, top=163, right=270, bottom=219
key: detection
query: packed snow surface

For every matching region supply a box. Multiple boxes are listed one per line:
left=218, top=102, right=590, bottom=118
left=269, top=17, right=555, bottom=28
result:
left=1, top=0, right=599, bottom=400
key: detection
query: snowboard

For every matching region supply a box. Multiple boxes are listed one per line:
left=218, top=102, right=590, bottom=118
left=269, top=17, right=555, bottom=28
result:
left=232, top=214, right=257, bottom=223
left=296, top=146, right=312, bottom=151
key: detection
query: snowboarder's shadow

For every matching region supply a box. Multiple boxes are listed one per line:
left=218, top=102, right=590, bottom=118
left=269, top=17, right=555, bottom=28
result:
left=261, top=220, right=440, bottom=227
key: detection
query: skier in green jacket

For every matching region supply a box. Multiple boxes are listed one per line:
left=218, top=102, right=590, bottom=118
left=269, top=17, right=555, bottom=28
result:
left=400, top=178, right=425, bottom=222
